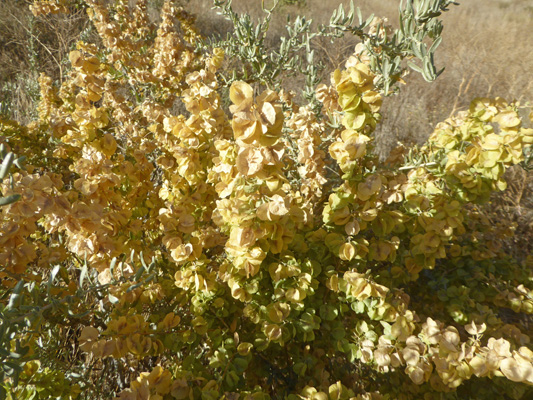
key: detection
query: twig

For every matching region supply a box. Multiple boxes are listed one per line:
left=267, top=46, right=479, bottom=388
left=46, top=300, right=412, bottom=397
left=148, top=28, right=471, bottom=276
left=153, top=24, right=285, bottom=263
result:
left=10, top=12, right=63, bottom=82
left=398, top=161, right=437, bottom=171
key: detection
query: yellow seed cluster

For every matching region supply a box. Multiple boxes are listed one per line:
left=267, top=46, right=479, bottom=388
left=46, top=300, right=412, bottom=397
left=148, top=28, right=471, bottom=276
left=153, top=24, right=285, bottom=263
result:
left=427, top=97, right=533, bottom=201
left=30, top=0, right=70, bottom=16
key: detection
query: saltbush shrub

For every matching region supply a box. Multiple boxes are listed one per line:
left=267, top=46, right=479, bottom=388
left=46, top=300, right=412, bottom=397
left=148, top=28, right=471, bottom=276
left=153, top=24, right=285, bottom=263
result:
left=1, top=0, right=533, bottom=399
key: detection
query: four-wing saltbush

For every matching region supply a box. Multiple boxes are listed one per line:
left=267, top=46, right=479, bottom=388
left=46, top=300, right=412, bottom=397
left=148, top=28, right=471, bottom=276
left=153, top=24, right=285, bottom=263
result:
left=1, top=0, right=533, bottom=399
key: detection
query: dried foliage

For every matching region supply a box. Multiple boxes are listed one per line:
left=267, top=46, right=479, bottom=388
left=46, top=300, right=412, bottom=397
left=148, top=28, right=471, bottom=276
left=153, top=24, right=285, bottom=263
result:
left=1, top=1, right=533, bottom=399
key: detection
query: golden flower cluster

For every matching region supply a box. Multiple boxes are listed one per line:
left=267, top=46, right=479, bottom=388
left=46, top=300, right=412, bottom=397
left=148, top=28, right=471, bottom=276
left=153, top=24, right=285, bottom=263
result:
left=214, top=80, right=296, bottom=276
left=287, top=105, right=328, bottom=201
left=79, top=312, right=180, bottom=359
left=327, top=62, right=381, bottom=174
left=30, top=0, right=69, bottom=16
left=428, top=97, right=533, bottom=201
left=114, top=366, right=174, bottom=400
left=368, top=318, right=533, bottom=390
left=297, top=381, right=383, bottom=400
left=0, top=167, right=66, bottom=279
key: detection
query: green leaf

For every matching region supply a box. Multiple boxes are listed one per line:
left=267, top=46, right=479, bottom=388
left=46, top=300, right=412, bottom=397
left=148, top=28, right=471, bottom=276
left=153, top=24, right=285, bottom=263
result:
left=422, top=56, right=436, bottom=81
left=233, top=357, right=249, bottom=373
left=79, top=259, right=88, bottom=288
left=7, top=280, right=25, bottom=310
left=351, top=301, right=365, bottom=314
left=139, top=251, right=148, bottom=270
left=14, top=156, right=26, bottom=170
left=407, top=61, right=423, bottom=74
left=0, top=152, right=15, bottom=180
left=0, top=322, right=5, bottom=343
left=225, top=370, right=239, bottom=388
left=109, top=257, right=117, bottom=280
left=364, top=13, right=375, bottom=28
left=429, top=36, right=442, bottom=54
left=3, top=361, right=22, bottom=382
left=126, top=281, right=144, bottom=292
left=380, top=321, right=392, bottom=336
left=134, top=265, right=146, bottom=281
left=293, top=362, right=307, bottom=376
left=47, top=265, right=61, bottom=296
left=108, top=294, right=119, bottom=304
left=410, top=42, right=423, bottom=60
left=66, top=308, right=90, bottom=318
left=0, top=194, right=20, bottom=207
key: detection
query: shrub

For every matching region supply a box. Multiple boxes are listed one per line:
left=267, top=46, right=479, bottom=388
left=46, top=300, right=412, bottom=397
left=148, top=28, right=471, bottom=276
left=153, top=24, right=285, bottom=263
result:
left=1, top=0, right=533, bottom=399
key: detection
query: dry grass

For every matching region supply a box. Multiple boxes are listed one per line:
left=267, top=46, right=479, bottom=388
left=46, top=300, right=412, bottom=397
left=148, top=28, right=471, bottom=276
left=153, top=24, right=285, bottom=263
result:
left=376, top=0, right=533, bottom=153
left=487, top=166, right=533, bottom=258
left=0, top=0, right=93, bottom=122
